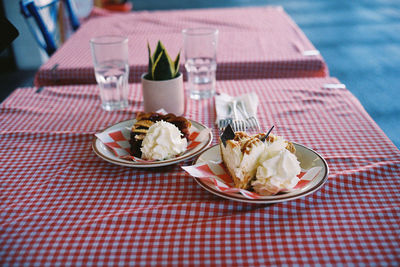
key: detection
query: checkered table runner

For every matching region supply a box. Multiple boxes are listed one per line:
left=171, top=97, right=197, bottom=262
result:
left=34, top=6, right=328, bottom=87
left=1, top=77, right=399, bottom=265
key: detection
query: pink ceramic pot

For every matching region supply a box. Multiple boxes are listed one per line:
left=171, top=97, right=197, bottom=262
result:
left=141, top=73, right=185, bottom=116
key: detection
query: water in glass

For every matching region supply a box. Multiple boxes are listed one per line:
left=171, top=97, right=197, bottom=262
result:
left=95, top=59, right=129, bottom=111
left=185, top=57, right=216, bottom=100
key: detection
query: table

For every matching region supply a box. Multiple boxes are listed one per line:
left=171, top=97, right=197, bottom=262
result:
left=1, top=77, right=399, bottom=265
left=34, top=6, right=328, bottom=87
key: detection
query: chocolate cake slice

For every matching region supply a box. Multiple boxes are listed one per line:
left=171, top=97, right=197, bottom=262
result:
left=130, top=112, right=192, bottom=158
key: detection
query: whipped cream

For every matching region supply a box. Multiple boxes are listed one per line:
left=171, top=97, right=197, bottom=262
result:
left=252, top=145, right=301, bottom=195
left=141, top=121, right=187, bottom=160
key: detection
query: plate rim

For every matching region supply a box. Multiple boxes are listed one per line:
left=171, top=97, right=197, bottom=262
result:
left=92, top=118, right=213, bottom=168
left=192, top=143, right=329, bottom=203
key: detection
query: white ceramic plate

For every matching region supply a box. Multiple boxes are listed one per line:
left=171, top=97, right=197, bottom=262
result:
left=193, top=143, right=329, bottom=203
left=92, top=119, right=213, bottom=168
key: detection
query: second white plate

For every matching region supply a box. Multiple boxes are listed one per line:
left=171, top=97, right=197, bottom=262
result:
left=193, top=143, right=329, bottom=203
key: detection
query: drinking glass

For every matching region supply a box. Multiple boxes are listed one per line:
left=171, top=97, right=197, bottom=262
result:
left=90, top=36, right=129, bottom=111
left=182, top=28, right=218, bottom=100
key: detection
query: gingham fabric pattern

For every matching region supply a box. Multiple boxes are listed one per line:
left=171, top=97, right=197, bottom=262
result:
left=1, top=77, right=399, bottom=266
left=34, top=6, right=328, bottom=87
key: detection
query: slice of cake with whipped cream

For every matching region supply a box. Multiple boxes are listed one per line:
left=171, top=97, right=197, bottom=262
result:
left=220, top=131, right=265, bottom=189
left=220, top=125, right=301, bottom=195
left=141, top=120, right=187, bottom=160
left=130, top=112, right=191, bottom=160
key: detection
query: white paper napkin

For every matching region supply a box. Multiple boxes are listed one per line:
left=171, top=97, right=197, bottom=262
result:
left=215, top=92, right=259, bottom=124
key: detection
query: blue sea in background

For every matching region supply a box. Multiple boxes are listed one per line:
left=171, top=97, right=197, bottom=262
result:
left=130, top=0, right=400, bottom=149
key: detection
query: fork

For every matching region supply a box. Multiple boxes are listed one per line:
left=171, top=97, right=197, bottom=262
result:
left=218, top=118, right=232, bottom=132
left=236, top=100, right=260, bottom=132
left=229, top=100, right=246, bottom=132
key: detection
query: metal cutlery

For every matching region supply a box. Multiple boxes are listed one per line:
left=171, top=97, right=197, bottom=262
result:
left=230, top=100, right=246, bottom=132
left=236, top=100, right=260, bottom=132
left=218, top=117, right=232, bottom=132
left=218, top=99, right=260, bottom=133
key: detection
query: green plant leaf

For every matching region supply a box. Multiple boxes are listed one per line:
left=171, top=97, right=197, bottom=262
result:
left=152, top=41, right=164, bottom=64
left=147, top=42, right=153, bottom=79
left=152, top=51, right=163, bottom=78
left=147, top=40, right=179, bottom=80
left=152, top=50, right=174, bottom=81
left=173, top=51, right=180, bottom=77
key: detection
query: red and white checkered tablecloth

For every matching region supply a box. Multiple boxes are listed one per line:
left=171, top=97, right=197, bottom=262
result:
left=34, top=6, right=328, bottom=87
left=1, top=77, right=399, bottom=266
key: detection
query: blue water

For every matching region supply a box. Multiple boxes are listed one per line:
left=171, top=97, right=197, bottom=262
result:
left=130, top=0, right=400, bottom=148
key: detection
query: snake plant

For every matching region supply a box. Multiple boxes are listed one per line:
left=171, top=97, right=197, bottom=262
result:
left=146, top=41, right=180, bottom=81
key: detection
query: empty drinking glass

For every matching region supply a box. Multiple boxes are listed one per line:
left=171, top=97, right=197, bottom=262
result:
left=182, top=28, right=218, bottom=100
left=90, top=36, right=129, bottom=111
